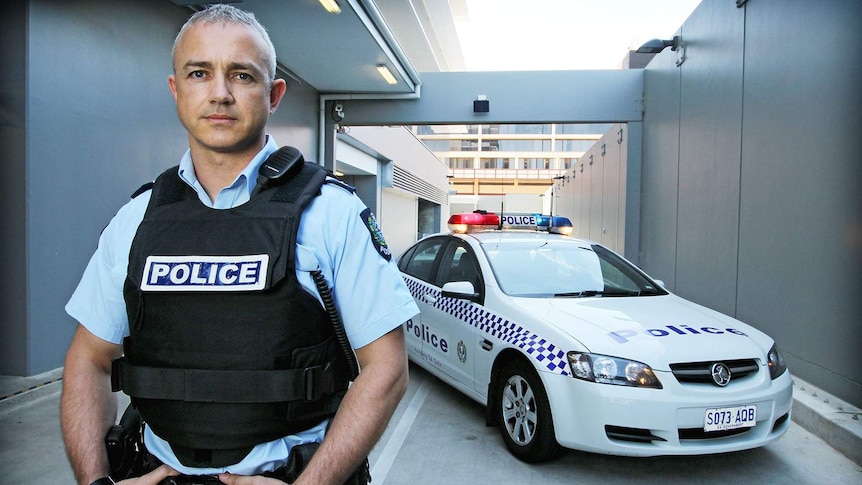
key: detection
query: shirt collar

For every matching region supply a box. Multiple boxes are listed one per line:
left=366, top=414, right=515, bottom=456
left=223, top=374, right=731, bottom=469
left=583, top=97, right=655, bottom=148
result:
left=177, top=135, right=280, bottom=209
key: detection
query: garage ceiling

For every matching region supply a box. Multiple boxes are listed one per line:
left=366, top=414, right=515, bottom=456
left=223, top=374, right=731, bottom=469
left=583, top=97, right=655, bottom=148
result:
left=169, top=0, right=463, bottom=95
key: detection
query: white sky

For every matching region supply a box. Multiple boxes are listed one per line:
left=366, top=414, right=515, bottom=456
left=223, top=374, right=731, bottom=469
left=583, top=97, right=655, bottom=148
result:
left=454, top=0, right=702, bottom=70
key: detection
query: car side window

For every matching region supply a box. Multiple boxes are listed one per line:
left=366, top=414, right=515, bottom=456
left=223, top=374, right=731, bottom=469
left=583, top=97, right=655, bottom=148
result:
left=397, top=245, right=417, bottom=272
left=402, top=238, right=446, bottom=284
left=438, top=243, right=482, bottom=292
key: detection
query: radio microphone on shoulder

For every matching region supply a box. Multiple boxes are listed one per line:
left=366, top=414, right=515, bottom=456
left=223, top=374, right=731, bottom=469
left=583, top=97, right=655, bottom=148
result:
left=251, top=146, right=305, bottom=196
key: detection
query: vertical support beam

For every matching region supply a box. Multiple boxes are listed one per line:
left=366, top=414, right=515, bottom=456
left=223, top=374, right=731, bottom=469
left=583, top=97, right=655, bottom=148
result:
left=322, top=100, right=338, bottom=173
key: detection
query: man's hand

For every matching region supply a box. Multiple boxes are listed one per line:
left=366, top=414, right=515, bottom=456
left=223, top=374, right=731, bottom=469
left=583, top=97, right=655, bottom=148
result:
left=116, top=465, right=180, bottom=484
left=217, top=472, right=284, bottom=485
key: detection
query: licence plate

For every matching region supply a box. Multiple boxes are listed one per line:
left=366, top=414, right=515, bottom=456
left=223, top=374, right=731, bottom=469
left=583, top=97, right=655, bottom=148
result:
left=704, top=405, right=757, bottom=432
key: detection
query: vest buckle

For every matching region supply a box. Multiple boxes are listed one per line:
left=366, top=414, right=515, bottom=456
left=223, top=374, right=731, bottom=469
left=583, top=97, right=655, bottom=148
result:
left=111, top=357, right=126, bottom=393
left=304, top=362, right=334, bottom=401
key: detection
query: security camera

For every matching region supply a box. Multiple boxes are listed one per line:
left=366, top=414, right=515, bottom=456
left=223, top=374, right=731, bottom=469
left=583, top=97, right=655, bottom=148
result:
left=331, top=102, right=345, bottom=122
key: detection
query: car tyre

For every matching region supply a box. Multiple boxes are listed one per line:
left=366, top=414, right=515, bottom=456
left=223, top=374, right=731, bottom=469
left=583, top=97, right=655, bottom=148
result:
left=496, top=359, right=561, bottom=462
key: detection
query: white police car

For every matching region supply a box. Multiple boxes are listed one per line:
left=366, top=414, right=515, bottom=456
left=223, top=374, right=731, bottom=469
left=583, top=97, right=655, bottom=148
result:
left=396, top=212, right=792, bottom=462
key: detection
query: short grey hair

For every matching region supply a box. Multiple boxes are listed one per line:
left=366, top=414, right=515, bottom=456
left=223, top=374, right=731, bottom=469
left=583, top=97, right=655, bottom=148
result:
left=171, top=4, right=277, bottom=83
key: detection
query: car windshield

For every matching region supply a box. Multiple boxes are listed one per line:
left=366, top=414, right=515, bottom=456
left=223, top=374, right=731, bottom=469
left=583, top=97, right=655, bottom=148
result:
left=482, top=240, right=665, bottom=298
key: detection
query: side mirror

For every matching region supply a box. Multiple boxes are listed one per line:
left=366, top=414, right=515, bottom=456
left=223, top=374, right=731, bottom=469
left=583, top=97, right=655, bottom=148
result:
left=441, top=281, right=480, bottom=303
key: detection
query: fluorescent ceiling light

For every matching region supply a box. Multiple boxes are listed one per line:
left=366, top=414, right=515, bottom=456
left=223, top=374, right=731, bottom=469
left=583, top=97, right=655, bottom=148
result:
left=376, top=64, right=398, bottom=85
left=319, top=0, right=341, bottom=14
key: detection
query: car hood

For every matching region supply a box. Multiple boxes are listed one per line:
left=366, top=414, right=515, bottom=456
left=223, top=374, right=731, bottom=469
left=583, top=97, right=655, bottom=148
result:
left=509, top=294, right=773, bottom=370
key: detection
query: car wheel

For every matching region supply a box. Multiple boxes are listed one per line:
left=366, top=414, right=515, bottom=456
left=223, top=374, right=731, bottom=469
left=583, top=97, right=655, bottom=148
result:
left=496, top=359, right=561, bottom=462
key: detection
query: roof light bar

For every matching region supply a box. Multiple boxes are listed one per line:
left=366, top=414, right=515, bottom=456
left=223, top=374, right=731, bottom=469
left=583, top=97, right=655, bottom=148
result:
left=448, top=212, right=500, bottom=233
left=549, top=216, right=574, bottom=236
left=447, top=212, right=573, bottom=235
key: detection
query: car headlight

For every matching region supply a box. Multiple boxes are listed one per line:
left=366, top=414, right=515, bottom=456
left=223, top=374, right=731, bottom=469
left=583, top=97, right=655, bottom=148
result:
left=767, top=344, right=787, bottom=379
left=567, top=352, right=662, bottom=389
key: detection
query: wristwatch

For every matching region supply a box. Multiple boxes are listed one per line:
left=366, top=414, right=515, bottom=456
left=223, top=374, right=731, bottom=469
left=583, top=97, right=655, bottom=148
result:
left=89, top=478, right=115, bottom=485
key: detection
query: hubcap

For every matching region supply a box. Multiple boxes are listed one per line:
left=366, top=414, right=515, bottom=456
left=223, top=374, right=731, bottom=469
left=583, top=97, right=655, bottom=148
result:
left=502, top=375, right=537, bottom=445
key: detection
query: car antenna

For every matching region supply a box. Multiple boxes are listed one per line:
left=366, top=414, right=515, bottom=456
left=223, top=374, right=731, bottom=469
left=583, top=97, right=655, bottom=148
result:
left=499, top=194, right=504, bottom=230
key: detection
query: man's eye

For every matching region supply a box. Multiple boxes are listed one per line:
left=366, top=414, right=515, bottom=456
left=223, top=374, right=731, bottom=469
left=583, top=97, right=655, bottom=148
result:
left=235, top=72, right=253, bottom=82
left=190, top=71, right=206, bottom=79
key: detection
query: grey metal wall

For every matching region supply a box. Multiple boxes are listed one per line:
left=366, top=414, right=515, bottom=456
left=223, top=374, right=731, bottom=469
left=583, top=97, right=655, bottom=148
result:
left=556, top=123, right=632, bottom=257
left=4, top=0, right=321, bottom=376
left=641, top=0, right=862, bottom=406
left=18, top=0, right=189, bottom=376
left=0, top=0, right=28, bottom=376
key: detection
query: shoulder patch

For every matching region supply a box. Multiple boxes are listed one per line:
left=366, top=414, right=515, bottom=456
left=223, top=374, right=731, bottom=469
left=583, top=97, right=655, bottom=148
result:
left=360, top=208, right=391, bottom=261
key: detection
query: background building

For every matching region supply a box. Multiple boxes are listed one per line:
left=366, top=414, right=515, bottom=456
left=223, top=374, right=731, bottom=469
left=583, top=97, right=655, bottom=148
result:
left=413, top=122, right=610, bottom=215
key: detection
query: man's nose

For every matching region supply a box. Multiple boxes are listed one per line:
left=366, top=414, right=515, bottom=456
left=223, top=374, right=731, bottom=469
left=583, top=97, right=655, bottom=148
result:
left=210, top=75, right=234, bottom=104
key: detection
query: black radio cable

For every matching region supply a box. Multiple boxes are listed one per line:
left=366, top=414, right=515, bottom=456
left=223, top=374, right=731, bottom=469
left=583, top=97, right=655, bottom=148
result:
left=310, top=269, right=360, bottom=380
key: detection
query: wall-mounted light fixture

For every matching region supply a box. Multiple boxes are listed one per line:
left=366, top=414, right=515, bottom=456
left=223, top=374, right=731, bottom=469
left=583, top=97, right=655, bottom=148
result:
left=636, top=35, right=680, bottom=54
left=376, top=64, right=398, bottom=85
left=473, top=95, right=490, bottom=113
left=637, top=35, right=685, bottom=66
left=318, top=0, right=341, bottom=14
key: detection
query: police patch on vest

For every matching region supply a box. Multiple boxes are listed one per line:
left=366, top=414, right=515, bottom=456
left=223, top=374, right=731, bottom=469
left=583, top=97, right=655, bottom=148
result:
left=360, top=208, right=391, bottom=261
left=141, top=255, right=269, bottom=291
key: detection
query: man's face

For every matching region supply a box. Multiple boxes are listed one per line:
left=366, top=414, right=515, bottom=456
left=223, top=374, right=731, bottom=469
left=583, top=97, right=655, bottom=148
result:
left=169, top=21, right=283, bottom=156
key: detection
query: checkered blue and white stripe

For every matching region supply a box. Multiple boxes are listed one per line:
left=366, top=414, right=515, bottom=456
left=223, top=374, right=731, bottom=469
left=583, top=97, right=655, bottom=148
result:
left=404, top=278, right=569, bottom=376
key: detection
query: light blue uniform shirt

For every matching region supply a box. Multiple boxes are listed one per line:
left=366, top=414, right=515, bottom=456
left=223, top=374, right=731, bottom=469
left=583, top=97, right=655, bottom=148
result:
left=66, top=136, right=419, bottom=475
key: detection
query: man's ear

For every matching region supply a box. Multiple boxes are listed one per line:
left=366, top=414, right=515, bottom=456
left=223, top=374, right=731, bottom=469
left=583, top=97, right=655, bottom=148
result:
left=168, top=75, right=178, bottom=102
left=269, top=78, right=287, bottom=114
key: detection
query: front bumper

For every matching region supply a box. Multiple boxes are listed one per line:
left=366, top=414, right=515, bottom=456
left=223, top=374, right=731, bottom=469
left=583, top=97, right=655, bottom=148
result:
left=542, top=366, right=793, bottom=456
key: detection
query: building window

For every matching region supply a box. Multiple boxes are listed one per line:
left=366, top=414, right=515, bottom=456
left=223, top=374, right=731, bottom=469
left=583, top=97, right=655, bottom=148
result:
left=496, top=139, right=551, bottom=151
left=491, top=124, right=551, bottom=135
left=522, top=158, right=552, bottom=169
left=459, top=139, right=480, bottom=151
left=557, top=123, right=613, bottom=134
left=480, top=140, right=499, bottom=151
left=481, top=158, right=513, bottom=169
left=559, top=158, right=578, bottom=169
left=421, top=139, right=453, bottom=151
left=415, top=125, right=477, bottom=135
left=555, top=140, right=598, bottom=152
left=447, top=157, right=473, bottom=169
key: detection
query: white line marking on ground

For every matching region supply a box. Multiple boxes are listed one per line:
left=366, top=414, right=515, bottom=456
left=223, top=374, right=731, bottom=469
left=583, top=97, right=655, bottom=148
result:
left=370, top=379, right=430, bottom=484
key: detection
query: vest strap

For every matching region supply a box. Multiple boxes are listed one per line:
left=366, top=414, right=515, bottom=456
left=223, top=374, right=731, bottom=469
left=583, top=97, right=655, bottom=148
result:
left=111, top=357, right=338, bottom=403
left=270, top=163, right=327, bottom=207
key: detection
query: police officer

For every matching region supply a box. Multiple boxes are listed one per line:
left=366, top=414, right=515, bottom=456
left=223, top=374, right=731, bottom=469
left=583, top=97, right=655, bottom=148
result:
left=60, top=5, right=419, bottom=485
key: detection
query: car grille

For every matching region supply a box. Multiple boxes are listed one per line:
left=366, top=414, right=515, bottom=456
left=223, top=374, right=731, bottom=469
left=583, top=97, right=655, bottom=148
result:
left=679, top=426, right=752, bottom=440
left=669, top=359, right=759, bottom=384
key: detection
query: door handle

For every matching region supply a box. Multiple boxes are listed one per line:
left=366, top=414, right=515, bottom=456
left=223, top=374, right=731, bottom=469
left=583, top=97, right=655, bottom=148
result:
left=423, top=293, right=438, bottom=304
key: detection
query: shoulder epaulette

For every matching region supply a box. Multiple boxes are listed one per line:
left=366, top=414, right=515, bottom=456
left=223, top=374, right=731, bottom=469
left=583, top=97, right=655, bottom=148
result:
left=131, top=181, right=155, bottom=199
left=324, top=177, right=356, bottom=194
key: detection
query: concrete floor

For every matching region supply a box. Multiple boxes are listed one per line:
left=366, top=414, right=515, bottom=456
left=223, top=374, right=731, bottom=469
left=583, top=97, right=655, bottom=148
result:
left=1, top=365, right=860, bottom=485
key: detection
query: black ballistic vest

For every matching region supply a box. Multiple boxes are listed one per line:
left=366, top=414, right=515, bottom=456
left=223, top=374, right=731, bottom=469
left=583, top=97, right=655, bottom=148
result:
left=116, top=163, right=349, bottom=467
